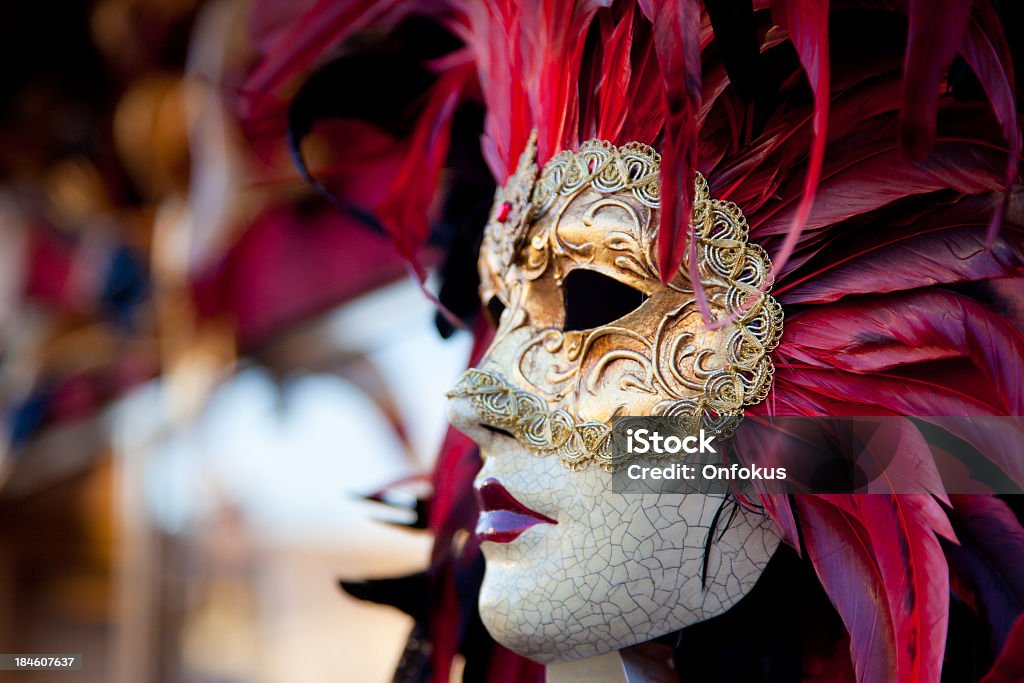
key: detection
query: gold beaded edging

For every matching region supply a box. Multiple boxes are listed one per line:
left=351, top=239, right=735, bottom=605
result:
left=446, top=369, right=741, bottom=471
left=447, top=368, right=617, bottom=470
left=531, top=139, right=662, bottom=217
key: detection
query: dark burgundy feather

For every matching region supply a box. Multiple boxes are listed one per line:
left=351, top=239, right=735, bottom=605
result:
left=959, top=2, right=1021, bottom=244
left=982, top=613, right=1024, bottom=683
left=703, top=0, right=758, bottom=103
left=777, top=217, right=1024, bottom=304
left=944, top=495, right=1024, bottom=653
left=778, top=365, right=1005, bottom=417
left=716, top=67, right=903, bottom=218
left=775, top=369, right=1024, bottom=492
left=900, top=0, right=973, bottom=161
left=750, top=114, right=1008, bottom=238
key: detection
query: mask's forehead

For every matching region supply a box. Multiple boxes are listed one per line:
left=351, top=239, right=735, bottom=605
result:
left=521, top=186, right=659, bottom=290
left=479, top=138, right=665, bottom=305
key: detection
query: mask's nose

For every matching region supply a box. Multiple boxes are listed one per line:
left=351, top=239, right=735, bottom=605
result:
left=445, top=367, right=520, bottom=450
left=446, top=378, right=508, bottom=450
left=446, top=390, right=487, bottom=441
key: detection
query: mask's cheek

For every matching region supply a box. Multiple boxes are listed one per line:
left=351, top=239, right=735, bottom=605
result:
left=475, top=323, right=568, bottom=407
left=478, top=464, right=783, bottom=662
left=574, top=330, right=663, bottom=420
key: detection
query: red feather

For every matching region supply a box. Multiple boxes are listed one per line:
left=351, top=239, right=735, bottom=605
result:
left=623, top=18, right=667, bottom=145
left=241, top=0, right=412, bottom=118
left=486, top=646, right=544, bottom=683
left=377, top=62, right=473, bottom=263
left=761, top=493, right=801, bottom=550
left=852, top=494, right=952, bottom=682
left=802, top=630, right=858, bottom=683
left=639, top=0, right=702, bottom=288
left=449, top=0, right=531, bottom=180
left=594, top=2, right=636, bottom=141
left=797, top=496, right=898, bottom=683
left=234, top=5, right=1024, bottom=681
left=519, top=0, right=609, bottom=163
left=766, top=0, right=829, bottom=278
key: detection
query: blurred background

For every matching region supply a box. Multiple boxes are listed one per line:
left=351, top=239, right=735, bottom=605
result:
left=0, top=1, right=473, bottom=680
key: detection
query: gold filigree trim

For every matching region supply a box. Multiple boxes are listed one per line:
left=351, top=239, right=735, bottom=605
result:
left=447, top=368, right=617, bottom=470
left=531, top=139, right=663, bottom=218
left=684, top=189, right=783, bottom=415
left=447, top=369, right=737, bottom=471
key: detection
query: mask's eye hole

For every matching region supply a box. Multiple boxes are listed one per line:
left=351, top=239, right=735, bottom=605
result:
left=485, top=296, right=507, bottom=327
left=563, top=269, right=647, bottom=331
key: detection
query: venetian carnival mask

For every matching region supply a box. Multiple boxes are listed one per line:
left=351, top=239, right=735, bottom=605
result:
left=446, top=133, right=784, bottom=663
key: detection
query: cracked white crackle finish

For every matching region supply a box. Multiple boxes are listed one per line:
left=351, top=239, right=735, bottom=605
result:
left=450, top=398, right=780, bottom=664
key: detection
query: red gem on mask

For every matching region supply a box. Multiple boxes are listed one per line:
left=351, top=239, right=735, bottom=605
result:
left=496, top=201, right=512, bottom=222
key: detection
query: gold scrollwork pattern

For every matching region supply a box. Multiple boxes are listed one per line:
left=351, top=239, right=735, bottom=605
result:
left=479, top=131, right=539, bottom=306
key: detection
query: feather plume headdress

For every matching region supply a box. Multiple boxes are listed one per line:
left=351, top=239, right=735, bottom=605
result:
left=240, top=2, right=1024, bottom=681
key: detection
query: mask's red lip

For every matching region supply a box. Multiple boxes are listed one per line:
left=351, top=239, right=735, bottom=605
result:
left=475, top=477, right=557, bottom=543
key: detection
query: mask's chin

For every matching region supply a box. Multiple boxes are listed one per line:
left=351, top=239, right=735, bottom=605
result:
left=474, top=441, right=625, bottom=664
left=467, top=435, right=779, bottom=664
left=478, top=563, right=630, bottom=664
